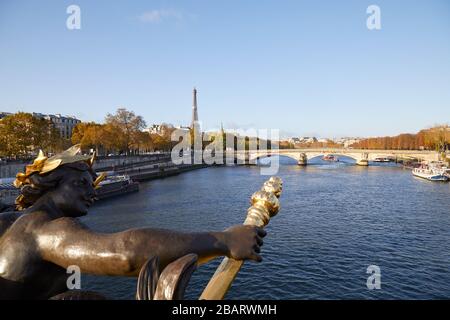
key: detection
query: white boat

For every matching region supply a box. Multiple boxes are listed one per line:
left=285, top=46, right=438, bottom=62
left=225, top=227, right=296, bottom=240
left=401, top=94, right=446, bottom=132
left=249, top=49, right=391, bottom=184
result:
left=322, top=155, right=339, bottom=162
left=374, top=157, right=391, bottom=162
left=412, top=162, right=450, bottom=181
left=96, top=173, right=139, bottom=200
left=1, top=173, right=139, bottom=211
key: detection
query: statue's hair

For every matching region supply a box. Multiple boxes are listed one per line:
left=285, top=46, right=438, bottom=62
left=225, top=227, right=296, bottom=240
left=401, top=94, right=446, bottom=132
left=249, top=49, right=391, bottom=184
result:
left=16, top=162, right=97, bottom=210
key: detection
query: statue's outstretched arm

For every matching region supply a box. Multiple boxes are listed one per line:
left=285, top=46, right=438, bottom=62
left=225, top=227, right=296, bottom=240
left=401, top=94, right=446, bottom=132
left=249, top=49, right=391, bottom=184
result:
left=36, top=217, right=265, bottom=276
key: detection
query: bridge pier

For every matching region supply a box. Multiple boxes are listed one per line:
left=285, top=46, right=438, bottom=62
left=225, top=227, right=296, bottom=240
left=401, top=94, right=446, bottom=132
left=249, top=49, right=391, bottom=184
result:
left=356, top=159, right=369, bottom=166
left=297, top=153, right=307, bottom=166
left=245, top=154, right=257, bottom=165
left=356, top=153, right=369, bottom=166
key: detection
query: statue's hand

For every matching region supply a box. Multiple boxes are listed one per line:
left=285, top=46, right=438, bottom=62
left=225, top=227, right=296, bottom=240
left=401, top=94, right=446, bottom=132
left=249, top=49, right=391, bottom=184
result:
left=223, top=225, right=266, bottom=262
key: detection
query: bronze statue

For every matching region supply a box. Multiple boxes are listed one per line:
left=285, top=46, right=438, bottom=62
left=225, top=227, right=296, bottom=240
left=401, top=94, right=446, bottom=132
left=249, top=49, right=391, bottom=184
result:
left=0, top=146, right=266, bottom=299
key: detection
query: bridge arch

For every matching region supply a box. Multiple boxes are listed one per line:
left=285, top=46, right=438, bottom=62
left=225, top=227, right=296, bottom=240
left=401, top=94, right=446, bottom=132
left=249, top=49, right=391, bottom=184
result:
left=248, top=152, right=362, bottom=164
left=250, top=153, right=300, bottom=163
left=240, top=149, right=439, bottom=166
left=305, top=153, right=359, bottom=162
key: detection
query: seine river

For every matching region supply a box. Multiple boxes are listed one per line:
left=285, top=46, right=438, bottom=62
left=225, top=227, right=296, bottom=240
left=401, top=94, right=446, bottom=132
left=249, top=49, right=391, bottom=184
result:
left=81, top=157, right=450, bottom=299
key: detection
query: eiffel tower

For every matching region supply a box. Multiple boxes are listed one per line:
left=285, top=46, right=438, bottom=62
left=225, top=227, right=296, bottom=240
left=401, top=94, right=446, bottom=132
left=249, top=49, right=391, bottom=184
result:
left=191, top=87, right=199, bottom=129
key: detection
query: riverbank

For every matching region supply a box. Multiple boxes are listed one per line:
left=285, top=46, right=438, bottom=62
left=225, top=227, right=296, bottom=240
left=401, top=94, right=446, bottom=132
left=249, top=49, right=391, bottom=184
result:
left=120, top=163, right=208, bottom=182
left=90, top=163, right=208, bottom=204
left=0, top=152, right=210, bottom=209
left=0, top=153, right=172, bottom=179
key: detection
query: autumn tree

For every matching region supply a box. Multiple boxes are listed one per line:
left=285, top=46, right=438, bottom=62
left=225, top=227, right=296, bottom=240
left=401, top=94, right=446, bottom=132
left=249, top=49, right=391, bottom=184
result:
left=350, top=125, right=450, bottom=151
left=424, top=125, right=450, bottom=152
left=151, top=133, right=172, bottom=152
left=71, top=122, right=100, bottom=153
left=0, top=112, right=62, bottom=157
left=105, top=108, right=146, bottom=155
left=72, top=122, right=94, bottom=148
left=72, top=122, right=128, bottom=155
left=132, top=131, right=153, bottom=154
left=101, top=123, right=125, bottom=154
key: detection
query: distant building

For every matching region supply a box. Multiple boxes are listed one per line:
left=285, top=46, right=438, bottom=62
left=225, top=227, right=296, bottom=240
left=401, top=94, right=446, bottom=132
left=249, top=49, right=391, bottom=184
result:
left=0, top=111, right=80, bottom=139
left=32, top=113, right=81, bottom=140
left=333, top=137, right=362, bottom=148
left=288, top=137, right=318, bottom=145
left=299, top=137, right=317, bottom=144
left=0, top=112, right=12, bottom=120
left=288, top=137, right=301, bottom=144
left=145, top=123, right=176, bottom=136
left=146, top=124, right=168, bottom=136
left=146, top=124, right=164, bottom=135
left=175, top=125, right=191, bottom=131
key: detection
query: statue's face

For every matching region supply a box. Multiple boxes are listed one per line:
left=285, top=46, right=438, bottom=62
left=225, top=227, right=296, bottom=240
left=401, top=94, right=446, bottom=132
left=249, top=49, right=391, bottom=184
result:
left=48, top=169, right=96, bottom=217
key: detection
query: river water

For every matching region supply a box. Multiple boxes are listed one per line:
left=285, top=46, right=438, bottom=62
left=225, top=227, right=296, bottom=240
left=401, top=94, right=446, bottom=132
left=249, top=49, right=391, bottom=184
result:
left=81, top=157, right=450, bottom=299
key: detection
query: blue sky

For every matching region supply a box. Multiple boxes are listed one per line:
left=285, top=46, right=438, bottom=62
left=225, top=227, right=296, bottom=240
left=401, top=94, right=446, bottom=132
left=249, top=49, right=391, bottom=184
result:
left=1, top=0, right=449, bottom=138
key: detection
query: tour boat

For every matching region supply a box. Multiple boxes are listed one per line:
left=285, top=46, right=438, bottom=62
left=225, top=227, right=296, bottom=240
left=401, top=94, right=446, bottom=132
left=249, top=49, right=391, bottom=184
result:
left=412, top=162, right=450, bottom=182
left=96, top=174, right=139, bottom=200
left=373, top=157, right=391, bottom=162
left=322, top=155, right=339, bottom=162
left=0, top=178, right=19, bottom=210
left=1, top=174, right=140, bottom=211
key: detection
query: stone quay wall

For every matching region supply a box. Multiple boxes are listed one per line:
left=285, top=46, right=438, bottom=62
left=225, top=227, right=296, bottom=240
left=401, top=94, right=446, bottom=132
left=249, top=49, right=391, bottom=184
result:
left=0, top=153, right=172, bottom=178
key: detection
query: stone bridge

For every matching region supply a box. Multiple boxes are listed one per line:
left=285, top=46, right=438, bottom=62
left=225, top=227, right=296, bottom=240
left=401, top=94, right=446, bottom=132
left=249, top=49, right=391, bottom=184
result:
left=233, top=148, right=440, bottom=166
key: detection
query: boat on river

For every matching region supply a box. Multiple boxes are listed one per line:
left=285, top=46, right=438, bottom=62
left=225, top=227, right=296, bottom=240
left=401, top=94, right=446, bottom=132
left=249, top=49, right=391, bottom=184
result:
left=374, top=157, right=391, bottom=162
left=1, top=173, right=139, bottom=211
left=412, top=162, right=450, bottom=181
left=322, top=155, right=339, bottom=162
left=96, top=173, right=139, bottom=200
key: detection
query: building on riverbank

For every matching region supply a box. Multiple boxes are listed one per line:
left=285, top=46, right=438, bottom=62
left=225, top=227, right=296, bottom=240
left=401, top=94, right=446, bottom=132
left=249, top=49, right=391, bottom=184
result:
left=32, top=113, right=81, bottom=139
left=0, top=111, right=80, bottom=139
left=0, top=112, right=12, bottom=120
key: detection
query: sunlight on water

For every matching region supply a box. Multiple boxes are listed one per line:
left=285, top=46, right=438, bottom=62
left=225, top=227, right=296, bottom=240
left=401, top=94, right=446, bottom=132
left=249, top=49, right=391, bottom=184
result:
left=81, top=163, right=450, bottom=299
